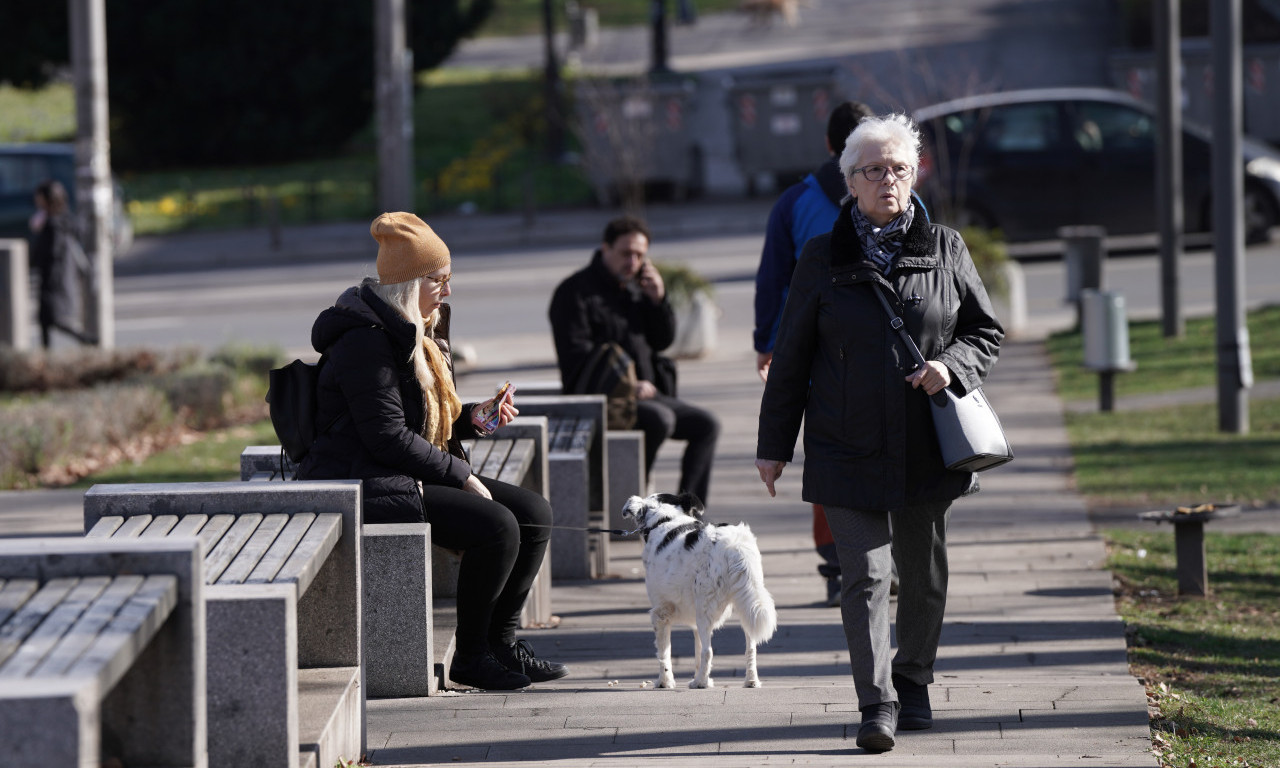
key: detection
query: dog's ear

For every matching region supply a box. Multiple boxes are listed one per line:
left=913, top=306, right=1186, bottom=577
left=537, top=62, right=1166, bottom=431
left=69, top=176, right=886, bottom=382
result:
left=620, top=495, right=645, bottom=520
left=677, top=492, right=705, bottom=518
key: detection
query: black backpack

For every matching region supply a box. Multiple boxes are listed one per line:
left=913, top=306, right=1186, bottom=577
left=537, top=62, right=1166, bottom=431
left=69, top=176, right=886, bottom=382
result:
left=266, top=354, right=345, bottom=467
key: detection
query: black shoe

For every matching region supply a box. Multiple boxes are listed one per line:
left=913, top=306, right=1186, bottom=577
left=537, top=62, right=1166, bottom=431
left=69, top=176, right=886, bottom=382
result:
left=893, top=673, right=933, bottom=730
left=855, top=702, right=898, bottom=753
left=449, top=650, right=531, bottom=690
left=492, top=639, right=569, bottom=683
left=825, top=576, right=841, bottom=607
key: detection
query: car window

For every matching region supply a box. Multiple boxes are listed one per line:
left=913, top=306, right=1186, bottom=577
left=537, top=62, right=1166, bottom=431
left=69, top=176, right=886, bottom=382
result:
left=1072, top=103, right=1155, bottom=153
left=978, top=104, right=1061, bottom=153
left=0, top=154, right=56, bottom=195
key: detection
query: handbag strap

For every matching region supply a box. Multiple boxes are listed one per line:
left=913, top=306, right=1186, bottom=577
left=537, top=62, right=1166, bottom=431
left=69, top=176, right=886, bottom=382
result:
left=871, top=283, right=947, bottom=406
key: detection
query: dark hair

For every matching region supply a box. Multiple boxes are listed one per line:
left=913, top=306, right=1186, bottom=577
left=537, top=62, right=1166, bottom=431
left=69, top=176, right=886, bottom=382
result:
left=827, top=101, right=874, bottom=155
left=35, top=179, right=70, bottom=216
left=602, top=215, right=651, bottom=246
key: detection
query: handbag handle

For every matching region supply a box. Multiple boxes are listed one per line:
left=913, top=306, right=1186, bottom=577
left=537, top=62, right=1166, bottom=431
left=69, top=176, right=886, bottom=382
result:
left=871, top=283, right=948, bottom=407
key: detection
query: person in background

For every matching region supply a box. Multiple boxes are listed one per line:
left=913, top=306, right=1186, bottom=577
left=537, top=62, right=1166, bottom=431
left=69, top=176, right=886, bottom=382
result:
left=549, top=216, right=720, bottom=503
left=298, top=212, right=568, bottom=691
left=30, top=179, right=94, bottom=348
left=756, top=114, right=1003, bottom=752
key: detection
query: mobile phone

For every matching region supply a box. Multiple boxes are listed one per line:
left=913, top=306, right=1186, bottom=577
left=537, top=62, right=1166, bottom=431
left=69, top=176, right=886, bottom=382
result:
left=476, top=380, right=512, bottom=433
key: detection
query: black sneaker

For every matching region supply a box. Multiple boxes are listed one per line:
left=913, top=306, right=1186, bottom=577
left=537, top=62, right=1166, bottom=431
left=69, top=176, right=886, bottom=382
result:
left=893, top=673, right=933, bottom=730
left=449, top=650, right=531, bottom=690
left=493, top=639, right=569, bottom=682
left=855, top=701, right=898, bottom=753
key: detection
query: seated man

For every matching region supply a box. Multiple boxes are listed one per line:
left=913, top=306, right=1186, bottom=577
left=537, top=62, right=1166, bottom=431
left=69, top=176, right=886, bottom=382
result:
left=548, top=216, right=720, bottom=502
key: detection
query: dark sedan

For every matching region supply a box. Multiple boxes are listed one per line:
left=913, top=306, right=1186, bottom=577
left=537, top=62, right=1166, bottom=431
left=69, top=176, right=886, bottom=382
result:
left=912, top=87, right=1280, bottom=243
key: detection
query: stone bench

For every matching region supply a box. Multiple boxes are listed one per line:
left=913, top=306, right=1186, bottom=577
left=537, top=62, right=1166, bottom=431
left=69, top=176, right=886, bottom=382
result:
left=83, top=480, right=364, bottom=768
left=0, top=536, right=205, bottom=768
left=508, top=384, right=647, bottom=547
left=239, top=415, right=553, bottom=696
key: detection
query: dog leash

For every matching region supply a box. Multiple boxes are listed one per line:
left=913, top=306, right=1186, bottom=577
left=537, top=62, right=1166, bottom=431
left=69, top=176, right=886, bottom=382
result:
left=520, top=523, right=641, bottom=537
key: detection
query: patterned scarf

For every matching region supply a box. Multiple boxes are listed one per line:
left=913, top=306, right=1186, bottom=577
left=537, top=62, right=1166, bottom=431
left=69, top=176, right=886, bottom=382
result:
left=420, top=337, right=462, bottom=451
left=850, top=201, right=915, bottom=275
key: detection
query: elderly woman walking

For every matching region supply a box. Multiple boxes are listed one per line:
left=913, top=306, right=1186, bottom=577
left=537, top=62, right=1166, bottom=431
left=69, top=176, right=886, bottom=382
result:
left=755, top=114, right=1003, bottom=753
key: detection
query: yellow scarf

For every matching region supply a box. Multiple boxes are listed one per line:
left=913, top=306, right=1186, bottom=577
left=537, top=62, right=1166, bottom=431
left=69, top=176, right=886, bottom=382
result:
left=421, top=338, right=462, bottom=451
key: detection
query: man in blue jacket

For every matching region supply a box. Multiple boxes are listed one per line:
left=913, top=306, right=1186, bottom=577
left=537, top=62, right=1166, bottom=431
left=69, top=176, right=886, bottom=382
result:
left=753, top=101, right=924, bottom=606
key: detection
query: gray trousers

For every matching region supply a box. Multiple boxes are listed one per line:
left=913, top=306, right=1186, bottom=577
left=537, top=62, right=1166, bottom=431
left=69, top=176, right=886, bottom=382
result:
left=824, top=501, right=951, bottom=708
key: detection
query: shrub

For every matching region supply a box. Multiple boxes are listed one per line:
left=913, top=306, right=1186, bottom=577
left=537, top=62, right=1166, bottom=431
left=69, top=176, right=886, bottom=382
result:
left=959, top=225, right=1010, bottom=303
left=0, top=345, right=199, bottom=393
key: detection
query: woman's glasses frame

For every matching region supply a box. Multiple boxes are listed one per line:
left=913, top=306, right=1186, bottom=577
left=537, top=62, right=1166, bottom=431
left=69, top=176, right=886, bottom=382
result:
left=852, top=164, right=916, bottom=182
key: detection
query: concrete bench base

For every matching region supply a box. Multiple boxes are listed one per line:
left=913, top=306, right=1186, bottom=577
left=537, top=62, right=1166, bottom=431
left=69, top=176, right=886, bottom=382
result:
left=364, top=524, right=434, bottom=698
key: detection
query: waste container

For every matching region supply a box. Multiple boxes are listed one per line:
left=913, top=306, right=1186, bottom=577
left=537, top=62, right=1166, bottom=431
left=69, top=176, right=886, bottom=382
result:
left=574, top=75, right=703, bottom=204
left=725, top=66, right=841, bottom=194
left=1081, top=289, right=1132, bottom=371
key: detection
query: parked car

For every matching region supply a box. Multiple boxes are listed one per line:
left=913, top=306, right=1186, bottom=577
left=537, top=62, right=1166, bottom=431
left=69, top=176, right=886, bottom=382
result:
left=912, top=87, right=1280, bottom=243
left=0, top=142, right=133, bottom=255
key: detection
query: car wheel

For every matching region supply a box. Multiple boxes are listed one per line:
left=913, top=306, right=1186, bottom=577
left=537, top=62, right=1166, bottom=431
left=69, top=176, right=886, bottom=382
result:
left=1244, top=184, right=1278, bottom=244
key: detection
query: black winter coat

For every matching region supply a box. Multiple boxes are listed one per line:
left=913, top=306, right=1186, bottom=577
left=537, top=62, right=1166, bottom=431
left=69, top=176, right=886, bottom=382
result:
left=296, top=282, right=482, bottom=524
left=548, top=250, right=678, bottom=395
left=757, top=200, right=1004, bottom=510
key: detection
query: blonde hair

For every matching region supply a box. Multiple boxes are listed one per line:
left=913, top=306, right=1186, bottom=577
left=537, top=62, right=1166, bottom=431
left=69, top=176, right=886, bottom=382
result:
left=839, top=113, right=922, bottom=181
left=368, top=275, right=436, bottom=398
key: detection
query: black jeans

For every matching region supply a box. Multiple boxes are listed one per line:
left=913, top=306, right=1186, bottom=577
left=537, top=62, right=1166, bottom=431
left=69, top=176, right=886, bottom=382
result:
left=420, top=475, right=552, bottom=655
left=635, top=394, right=720, bottom=503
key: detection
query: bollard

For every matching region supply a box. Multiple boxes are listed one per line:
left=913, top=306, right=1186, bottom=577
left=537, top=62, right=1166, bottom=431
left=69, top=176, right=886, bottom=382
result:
left=1060, top=225, right=1106, bottom=327
left=1081, top=289, right=1137, bottom=411
left=0, top=239, right=31, bottom=351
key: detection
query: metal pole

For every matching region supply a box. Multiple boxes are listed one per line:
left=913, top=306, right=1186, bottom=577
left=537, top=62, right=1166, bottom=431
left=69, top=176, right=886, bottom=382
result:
left=542, top=0, right=565, bottom=159
left=375, top=0, right=413, bottom=213
left=70, top=0, right=114, bottom=348
left=1211, top=0, right=1251, bottom=434
left=650, top=0, right=670, bottom=74
left=1155, top=0, right=1184, bottom=338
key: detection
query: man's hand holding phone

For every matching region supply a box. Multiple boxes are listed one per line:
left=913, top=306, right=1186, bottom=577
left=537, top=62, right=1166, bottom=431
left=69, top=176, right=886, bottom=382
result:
left=636, top=260, right=665, bottom=303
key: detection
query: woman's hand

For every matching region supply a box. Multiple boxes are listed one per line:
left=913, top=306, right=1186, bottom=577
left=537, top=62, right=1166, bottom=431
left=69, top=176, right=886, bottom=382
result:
left=463, top=474, right=492, bottom=500
left=493, top=385, right=518, bottom=429
left=905, top=361, right=952, bottom=397
left=635, top=380, right=658, bottom=400
left=755, top=459, right=787, bottom=498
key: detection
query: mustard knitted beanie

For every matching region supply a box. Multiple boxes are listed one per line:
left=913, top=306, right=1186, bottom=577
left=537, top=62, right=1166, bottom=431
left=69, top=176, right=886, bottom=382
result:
left=371, top=212, right=451, bottom=285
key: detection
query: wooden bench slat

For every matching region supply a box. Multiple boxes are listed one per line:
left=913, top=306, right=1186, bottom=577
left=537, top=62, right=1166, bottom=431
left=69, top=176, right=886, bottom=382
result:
left=496, top=439, right=536, bottom=486
left=196, top=514, right=235, bottom=554
left=115, top=515, right=154, bottom=538
left=216, top=514, right=290, bottom=585
left=0, top=576, right=110, bottom=679
left=480, top=440, right=512, bottom=477
left=570, top=417, right=594, bottom=453
left=246, top=513, right=316, bottom=585
left=469, top=439, right=495, bottom=471
left=549, top=417, right=574, bottom=453
left=204, top=514, right=264, bottom=584
left=85, top=516, right=124, bottom=538
left=64, top=575, right=179, bottom=688
left=169, top=514, right=209, bottom=539
left=0, top=579, right=39, bottom=627
left=274, top=513, right=342, bottom=596
left=140, top=515, right=180, bottom=538
left=32, top=575, right=145, bottom=677
left=0, top=578, right=79, bottom=669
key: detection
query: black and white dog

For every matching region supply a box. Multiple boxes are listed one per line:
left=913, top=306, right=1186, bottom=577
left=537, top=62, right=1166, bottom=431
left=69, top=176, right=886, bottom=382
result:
left=621, top=492, right=778, bottom=688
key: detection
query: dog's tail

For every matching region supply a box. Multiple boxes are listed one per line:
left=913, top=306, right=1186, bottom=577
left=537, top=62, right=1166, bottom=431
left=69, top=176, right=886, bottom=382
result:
left=728, top=531, right=777, bottom=644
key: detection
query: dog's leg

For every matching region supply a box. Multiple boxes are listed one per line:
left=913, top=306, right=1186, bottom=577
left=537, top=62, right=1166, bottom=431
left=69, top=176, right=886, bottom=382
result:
left=742, top=634, right=762, bottom=688
left=690, top=617, right=715, bottom=688
left=652, top=607, right=677, bottom=689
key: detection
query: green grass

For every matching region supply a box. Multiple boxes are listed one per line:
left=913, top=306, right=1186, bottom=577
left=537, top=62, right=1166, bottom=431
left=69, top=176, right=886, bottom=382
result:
left=1045, top=305, right=1280, bottom=403
left=71, top=420, right=279, bottom=487
left=0, top=81, right=74, bottom=143
left=1105, top=529, right=1280, bottom=768
left=1065, top=397, right=1280, bottom=509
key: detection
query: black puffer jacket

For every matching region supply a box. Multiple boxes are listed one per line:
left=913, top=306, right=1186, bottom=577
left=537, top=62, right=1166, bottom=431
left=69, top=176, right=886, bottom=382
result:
left=296, top=281, right=480, bottom=524
left=548, top=250, right=678, bottom=395
left=757, top=200, right=1004, bottom=510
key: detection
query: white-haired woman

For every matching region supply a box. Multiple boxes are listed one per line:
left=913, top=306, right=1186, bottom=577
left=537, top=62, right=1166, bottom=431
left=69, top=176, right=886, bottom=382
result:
left=755, top=115, right=1003, bottom=752
left=298, top=212, right=567, bottom=691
